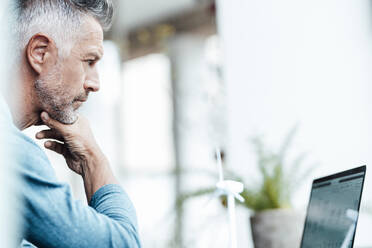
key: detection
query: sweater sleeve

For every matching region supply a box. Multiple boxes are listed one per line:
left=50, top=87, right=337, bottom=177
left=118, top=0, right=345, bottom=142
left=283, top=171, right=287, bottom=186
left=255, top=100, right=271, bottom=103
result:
left=14, top=131, right=141, bottom=248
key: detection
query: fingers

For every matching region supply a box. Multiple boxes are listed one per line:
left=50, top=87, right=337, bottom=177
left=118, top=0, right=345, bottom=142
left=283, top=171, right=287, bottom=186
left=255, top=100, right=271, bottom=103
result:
left=40, top=112, right=64, bottom=131
left=44, top=140, right=66, bottom=155
left=35, top=129, right=64, bottom=141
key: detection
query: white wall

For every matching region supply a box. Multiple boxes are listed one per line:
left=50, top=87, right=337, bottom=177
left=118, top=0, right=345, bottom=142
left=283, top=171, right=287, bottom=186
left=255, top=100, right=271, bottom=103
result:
left=217, top=0, right=372, bottom=247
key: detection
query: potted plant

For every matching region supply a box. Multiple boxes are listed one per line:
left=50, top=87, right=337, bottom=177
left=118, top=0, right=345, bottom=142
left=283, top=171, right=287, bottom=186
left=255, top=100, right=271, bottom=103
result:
left=177, top=126, right=316, bottom=248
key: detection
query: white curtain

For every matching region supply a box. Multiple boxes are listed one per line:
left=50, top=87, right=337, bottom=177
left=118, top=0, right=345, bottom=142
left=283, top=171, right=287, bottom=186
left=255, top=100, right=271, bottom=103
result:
left=0, top=0, right=20, bottom=246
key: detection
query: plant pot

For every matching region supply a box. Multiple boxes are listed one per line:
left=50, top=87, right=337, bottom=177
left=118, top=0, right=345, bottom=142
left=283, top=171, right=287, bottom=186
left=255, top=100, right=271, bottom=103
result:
left=250, top=209, right=304, bottom=248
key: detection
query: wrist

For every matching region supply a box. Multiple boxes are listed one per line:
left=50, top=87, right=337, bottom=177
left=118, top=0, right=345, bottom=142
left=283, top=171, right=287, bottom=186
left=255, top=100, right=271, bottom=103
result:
left=80, top=152, right=117, bottom=203
left=81, top=142, right=106, bottom=165
left=81, top=150, right=109, bottom=177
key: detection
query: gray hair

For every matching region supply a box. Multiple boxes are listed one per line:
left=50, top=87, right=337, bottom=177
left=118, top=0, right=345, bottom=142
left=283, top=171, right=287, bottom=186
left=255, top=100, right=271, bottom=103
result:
left=13, top=0, right=113, bottom=58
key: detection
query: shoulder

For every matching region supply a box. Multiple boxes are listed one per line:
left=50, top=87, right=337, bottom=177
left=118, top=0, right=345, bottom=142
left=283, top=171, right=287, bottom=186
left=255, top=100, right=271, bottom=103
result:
left=9, top=127, right=47, bottom=161
left=0, top=97, right=57, bottom=181
left=7, top=127, right=56, bottom=180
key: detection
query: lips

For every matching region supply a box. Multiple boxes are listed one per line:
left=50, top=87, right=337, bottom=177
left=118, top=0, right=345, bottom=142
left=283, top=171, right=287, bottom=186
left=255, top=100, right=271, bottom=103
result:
left=75, top=97, right=88, bottom=103
left=74, top=93, right=89, bottom=104
left=72, top=100, right=84, bottom=110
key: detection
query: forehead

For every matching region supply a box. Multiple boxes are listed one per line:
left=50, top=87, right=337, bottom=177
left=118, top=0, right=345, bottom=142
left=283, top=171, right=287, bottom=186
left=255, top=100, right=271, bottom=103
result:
left=74, top=16, right=104, bottom=55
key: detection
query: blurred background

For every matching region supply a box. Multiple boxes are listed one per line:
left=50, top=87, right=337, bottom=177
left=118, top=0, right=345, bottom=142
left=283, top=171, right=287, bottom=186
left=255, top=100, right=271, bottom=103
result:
left=9, top=0, right=372, bottom=247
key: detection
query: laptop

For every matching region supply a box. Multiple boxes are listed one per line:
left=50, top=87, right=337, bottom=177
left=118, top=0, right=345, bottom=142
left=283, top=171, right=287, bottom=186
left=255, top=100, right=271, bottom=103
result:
left=300, top=165, right=366, bottom=248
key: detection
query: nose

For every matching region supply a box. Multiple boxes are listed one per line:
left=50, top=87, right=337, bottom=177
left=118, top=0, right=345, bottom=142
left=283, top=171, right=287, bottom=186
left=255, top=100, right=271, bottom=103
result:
left=84, top=65, right=100, bottom=92
left=84, top=79, right=100, bottom=92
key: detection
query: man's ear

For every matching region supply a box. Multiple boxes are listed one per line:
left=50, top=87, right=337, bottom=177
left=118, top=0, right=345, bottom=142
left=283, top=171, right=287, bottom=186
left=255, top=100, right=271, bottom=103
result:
left=26, top=33, right=58, bottom=75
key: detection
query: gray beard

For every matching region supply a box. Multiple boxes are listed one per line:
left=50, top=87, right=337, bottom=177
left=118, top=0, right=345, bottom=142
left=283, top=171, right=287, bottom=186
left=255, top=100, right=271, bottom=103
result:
left=34, top=64, right=78, bottom=124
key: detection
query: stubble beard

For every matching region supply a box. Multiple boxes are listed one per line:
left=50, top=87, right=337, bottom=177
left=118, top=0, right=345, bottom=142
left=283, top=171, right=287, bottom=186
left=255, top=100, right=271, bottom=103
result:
left=35, top=63, right=78, bottom=124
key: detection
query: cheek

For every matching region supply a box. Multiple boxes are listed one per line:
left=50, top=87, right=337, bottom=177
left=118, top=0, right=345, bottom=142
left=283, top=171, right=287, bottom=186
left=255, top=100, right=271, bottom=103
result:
left=62, top=62, right=86, bottom=91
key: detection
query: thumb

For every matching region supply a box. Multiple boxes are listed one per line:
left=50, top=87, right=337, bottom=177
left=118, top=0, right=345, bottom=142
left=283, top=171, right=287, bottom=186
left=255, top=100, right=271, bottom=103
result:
left=41, top=112, right=63, bottom=131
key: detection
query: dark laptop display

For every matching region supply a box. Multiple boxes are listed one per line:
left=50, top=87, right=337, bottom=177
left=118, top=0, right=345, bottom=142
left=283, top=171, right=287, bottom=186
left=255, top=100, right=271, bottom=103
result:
left=300, top=166, right=366, bottom=248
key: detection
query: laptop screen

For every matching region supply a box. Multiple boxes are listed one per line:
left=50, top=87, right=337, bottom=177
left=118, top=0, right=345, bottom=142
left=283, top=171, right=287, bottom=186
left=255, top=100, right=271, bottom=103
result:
left=300, top=166, right=366, bottom=248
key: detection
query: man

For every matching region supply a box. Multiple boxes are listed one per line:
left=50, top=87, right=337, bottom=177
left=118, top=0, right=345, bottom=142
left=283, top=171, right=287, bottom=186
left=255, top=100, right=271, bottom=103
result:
left=1, top=0, right=141, bottom=247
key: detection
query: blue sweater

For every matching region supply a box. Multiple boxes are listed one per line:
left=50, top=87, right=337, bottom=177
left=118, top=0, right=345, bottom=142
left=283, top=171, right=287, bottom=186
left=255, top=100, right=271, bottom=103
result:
left=0, top=97, right=141, bottom=248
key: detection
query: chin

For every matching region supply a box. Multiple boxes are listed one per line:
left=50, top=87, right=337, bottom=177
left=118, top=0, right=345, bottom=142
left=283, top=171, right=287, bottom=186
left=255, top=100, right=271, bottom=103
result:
left=49, top=108, right=78, bottom=124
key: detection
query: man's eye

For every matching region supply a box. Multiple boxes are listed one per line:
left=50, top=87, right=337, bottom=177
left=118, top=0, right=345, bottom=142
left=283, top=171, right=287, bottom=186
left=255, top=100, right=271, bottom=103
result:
left=85, top=60, right=96, bottom=66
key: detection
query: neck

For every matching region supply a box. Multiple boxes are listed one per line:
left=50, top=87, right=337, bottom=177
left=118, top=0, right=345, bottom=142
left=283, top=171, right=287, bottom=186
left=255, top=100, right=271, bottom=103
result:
left=5, top=92, right=40, bottom=130
left=5, top=66, right=41, bottom=130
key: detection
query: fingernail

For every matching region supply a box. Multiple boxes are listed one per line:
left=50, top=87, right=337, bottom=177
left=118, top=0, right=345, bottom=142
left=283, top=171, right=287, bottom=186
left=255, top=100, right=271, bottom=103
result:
left=41, top=112, right=49, bottom=120
left=45, top=141, right=51, bottom=147
left=36, top=133, right=43, bottom=139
